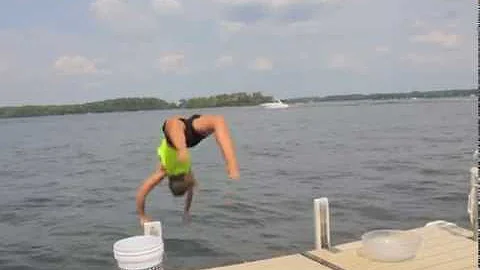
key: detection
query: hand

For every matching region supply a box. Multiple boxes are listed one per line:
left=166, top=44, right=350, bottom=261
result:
left=182, top=211, right=192, bottom=224
left=177, top=148, right=190, bottom=164
left=139, top=215, right=152, bottom=227
left=224, top=192, right=234, bottom=206
left=227, top=167, right=240, bottom=180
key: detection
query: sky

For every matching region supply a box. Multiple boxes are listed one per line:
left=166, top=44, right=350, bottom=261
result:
left=0, top=0, right=476, bottom=106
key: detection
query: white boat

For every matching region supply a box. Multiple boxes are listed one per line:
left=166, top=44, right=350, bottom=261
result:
left=260, top=99, right=289, bottom=109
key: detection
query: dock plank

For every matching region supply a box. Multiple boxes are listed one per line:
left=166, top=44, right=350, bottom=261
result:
left=309, top=225, right=475, bottom=270
left=203, top=254, right=333, bottom=270
left=201, top=224, right=476, bottom=270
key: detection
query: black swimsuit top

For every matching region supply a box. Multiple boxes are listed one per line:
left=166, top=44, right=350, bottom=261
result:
left=162, top=114, right=208, bottom=148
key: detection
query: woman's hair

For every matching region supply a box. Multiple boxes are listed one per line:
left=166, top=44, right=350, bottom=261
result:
left=168, top=172, right=196, bottom=196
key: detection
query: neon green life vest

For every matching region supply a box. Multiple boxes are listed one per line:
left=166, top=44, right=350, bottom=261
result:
left=157, top=138, right=191, bottom=176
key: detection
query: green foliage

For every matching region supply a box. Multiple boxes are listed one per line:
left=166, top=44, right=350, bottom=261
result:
left=0, top=92, right=272, bottom=118
left=284, top=89, right=476, bottom=103
left=0, top=98, right=176, bottom=118
left=182, top=92, right=273, bottom=108
left=0, top=89, right=474, bottom=119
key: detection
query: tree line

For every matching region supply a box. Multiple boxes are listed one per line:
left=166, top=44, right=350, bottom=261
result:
left=284, top=89, right=476, bottom=103
left=178, top=92, right=273, bottom=108
left=0, top=89, right=475, bottom=119
left=0, top=92, right=274, bottom=118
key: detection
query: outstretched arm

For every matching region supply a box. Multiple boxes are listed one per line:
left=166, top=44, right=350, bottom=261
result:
left=184, top=187, right=193, bottom=212
left=184, top=186, right=193, bottom=220
left=136, top=164, right=166, bottom=225
left=182, top=187, right=194, bottom=224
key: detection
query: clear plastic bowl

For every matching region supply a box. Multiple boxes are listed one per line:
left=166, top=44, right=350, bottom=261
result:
left=361, top=230, right=422, bottom=262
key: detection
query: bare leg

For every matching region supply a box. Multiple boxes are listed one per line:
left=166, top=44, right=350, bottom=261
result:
left=211, top=117, right=239, bottom=179
left=192, top=115, right=240, bottom=179
left=164, top=117, right=190, bottom=163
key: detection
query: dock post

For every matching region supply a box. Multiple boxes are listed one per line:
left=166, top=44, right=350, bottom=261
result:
left=470, top=167, right=478, bottom=242
left=314, top=197, right=331, bottom=250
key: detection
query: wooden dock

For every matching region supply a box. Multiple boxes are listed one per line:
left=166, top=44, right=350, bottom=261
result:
left=201, top=222, right=476, bottom=270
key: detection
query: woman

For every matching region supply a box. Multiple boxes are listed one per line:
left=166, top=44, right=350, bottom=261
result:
left=136, top=114, right=240, bottom=225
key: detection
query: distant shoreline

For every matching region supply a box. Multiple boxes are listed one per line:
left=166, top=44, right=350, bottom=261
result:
left=0, top=89, right=476, bottom=119
left=283, top=89, right=476, bottom=104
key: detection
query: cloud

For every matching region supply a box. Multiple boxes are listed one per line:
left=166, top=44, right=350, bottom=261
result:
left=0, top=58, right=9, bottom=74
left=220, top=0, right=330, bottom=24
left=447, top=22, right=457, bottom=28
left=90, top=0, right=126, bottom=21
left=275, top=3, right=318, bottom=23
left=249, top=57, right=273, bottom=71
left=53, top=55, right=99, bottom=75
left=157, top=52, right=186, bottom=74
left=152, top=0, right=182, bottom=14
left=90, top=0, right=157, bottom=34
left=215, top=0, right=328, bottom=8
left=410, top=30, right=462, bottom=48
left=215, top=55, right=234, bottom=68
left=275, top=20, right=323, bottom=36
left=412, top=19, right=427, bottom=28
left=328, top=53, right=367, bottom=73
left=214, top=0, right=277, bottom=6
left=92, top=0, right=133, bottom=20
left=400, top=53, right=446, bottom=66
left=220, top=20, right=247, bottom=32
left=225, top=3, right=269, bottom=24
left=328, top=53, right=347, bottom=68
left=375, top=46, right=390, bottom=53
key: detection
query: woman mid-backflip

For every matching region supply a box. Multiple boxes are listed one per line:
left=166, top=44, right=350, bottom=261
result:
left=136, top=114, right=240, bottom=225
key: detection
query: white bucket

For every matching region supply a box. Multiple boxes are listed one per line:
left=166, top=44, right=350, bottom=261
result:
left=113, top=235, right=164, bottom=270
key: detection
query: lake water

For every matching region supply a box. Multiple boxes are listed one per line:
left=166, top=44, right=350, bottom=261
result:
left=0, top=97, right=476, bottom=270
